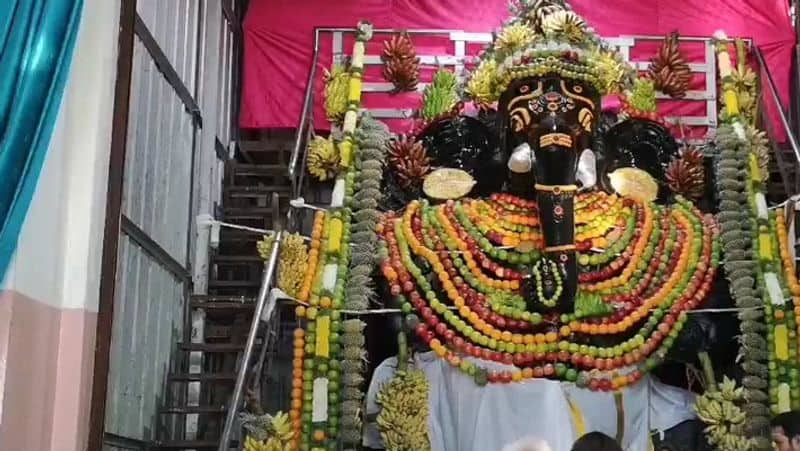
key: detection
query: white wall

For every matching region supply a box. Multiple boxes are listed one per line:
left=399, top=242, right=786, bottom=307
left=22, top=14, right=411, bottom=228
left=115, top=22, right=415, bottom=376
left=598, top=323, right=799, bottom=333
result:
left=4, top=0, right=121, bottom=313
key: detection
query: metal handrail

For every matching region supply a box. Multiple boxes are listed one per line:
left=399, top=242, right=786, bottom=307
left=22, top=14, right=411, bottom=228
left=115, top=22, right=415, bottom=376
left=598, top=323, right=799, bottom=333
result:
left=753, top=46, right=800, bottom=167
left=218, top=194, right=284, bottom=451
left=289, top=29, right=321, bottom=198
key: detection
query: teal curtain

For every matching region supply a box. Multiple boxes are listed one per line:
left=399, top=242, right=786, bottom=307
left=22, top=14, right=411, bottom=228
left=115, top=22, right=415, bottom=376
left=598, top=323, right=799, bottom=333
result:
left=0, top=0, right=84, bottom=282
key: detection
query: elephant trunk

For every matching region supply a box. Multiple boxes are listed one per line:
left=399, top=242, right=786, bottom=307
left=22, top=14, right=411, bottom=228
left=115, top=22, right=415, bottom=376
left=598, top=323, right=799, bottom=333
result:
left=535, top=184, right=577, bottom=313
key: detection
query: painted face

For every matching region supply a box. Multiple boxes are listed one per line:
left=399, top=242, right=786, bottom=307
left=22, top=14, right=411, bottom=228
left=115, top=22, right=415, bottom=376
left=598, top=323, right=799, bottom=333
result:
left=499, top=76, right=600, bottom=187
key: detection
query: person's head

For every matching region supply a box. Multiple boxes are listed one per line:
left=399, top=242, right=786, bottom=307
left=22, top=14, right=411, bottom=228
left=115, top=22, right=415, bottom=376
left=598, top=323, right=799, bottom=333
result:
left=570, top=431, right=622, bottom=451
left=773, top=411, right=800, bottom=451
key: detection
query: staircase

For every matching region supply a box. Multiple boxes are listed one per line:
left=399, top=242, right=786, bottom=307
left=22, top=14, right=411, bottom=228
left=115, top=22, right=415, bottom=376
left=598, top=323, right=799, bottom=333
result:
left=153, top=131, right=296, bottom=450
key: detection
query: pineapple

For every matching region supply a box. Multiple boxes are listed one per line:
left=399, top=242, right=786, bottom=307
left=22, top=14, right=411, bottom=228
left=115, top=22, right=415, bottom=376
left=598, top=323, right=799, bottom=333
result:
left=648, top=31, right=692, bottom=98
left=388, top=135, right=432, bottom=189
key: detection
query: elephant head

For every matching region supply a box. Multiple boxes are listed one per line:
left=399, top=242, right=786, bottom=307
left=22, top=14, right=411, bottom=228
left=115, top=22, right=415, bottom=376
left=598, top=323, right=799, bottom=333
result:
left=498, top=75, right=601, bottom=313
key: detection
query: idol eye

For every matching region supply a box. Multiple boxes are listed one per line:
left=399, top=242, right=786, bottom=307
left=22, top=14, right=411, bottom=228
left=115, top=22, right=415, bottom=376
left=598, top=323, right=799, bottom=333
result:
left=573, top=85, right=583, bottom=93
left=519, top=85, right=530, bottom=93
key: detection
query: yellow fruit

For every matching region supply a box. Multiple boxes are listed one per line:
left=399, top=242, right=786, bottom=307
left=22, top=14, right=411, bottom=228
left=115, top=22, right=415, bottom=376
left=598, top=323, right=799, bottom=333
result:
left=422, top=168, right=476, bottom=200
left=315, top=316, right=331, bottom=358
left=327, top=218, right=343, bottom=253
left=307, top=136, right=339, bottom=181
left=607, top=168, right=658, bottom=203
left=775, top=324, right=788, bottom=360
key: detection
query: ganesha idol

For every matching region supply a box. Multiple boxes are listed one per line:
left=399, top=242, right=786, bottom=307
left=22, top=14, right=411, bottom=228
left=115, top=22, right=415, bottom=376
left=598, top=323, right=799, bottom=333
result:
left=376, top=0, right=720, bottom=396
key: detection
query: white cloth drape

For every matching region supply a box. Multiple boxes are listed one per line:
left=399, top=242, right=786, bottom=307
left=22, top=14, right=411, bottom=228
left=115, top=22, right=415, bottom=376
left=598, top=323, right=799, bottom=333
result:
left=364, top=352, right=696, bottom=451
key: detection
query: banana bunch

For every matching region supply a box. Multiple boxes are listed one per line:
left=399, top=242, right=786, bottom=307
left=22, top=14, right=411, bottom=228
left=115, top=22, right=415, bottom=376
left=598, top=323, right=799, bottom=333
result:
left=741, top=124, right=770, bottom=182
left=307, top=135, right=339, bottom=181
left=694, top=377, right=754, bottom=451
left=241, top=411, right=294, bottom=450
left=494, top=23, right=536, bottom=54
left=277, top=233, right=308, bottom=298
left=243, top=436, right=291, bottom=451
left=648, top=32, right=691, bottom=98
left=721, top=39, right=758, bottom=124
left=376, top=368, right=431, bottom=451
left=324, top=64, right=349, bottom=123
left=466, top=59, right=498, bottom=106
left=421, top=69, right=458, bottom=121
left=268, top=411, right=294, bottom=442
left=256, top=234, right=275, bottom=260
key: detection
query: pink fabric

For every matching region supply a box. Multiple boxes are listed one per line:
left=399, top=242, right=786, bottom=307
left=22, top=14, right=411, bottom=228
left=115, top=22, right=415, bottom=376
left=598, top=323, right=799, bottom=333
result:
left=241, top=0, right=795, bottom=137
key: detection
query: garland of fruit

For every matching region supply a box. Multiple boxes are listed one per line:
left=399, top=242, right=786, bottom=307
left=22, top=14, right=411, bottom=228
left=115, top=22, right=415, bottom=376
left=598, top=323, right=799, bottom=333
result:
left=376, top=192, right=718, bottom=388
left=687, top=32, right=800, bottom=451
left=239, top=4, right=800, bottom=451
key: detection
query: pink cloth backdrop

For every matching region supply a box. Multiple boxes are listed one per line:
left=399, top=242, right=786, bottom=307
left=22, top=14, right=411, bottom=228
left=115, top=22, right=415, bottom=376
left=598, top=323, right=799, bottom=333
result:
left=240, top=0, right=795, bottom=136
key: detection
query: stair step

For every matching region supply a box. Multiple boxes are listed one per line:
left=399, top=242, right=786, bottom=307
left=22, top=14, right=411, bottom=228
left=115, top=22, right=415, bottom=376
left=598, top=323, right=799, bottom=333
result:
left=160, top=405, right=227, bottom=414
left=224, top=185, right=291, bottom=194
left=153, top=439, right=228, bottom=449
left=179, top=342, right=248, bottom=352
left=191, top=300, right=256, bottom=310
left=208, top=280, right=262, bottom=288
left=231, top=162, right=287, bottom=174
left=168, top=372, right=237, bottom=382
left=205, top=325, right=267, bottom=340
left=190, top=294, right=254, bottom=302
left=213, top=254, right=263, bottom=262
left=222, top=207, right=279, bottom=220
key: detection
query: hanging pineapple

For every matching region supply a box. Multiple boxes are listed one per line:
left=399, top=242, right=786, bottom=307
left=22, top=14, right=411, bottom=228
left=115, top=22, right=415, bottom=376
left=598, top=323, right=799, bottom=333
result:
left=306, top=135, right=339, bottom=181
left=382, top=33, right=420, bottom=93
left=666, top=147, right=706, bottom=200
left=648, top=31, right=692, bottom=98
left=388, top=134, right=432, bottom=189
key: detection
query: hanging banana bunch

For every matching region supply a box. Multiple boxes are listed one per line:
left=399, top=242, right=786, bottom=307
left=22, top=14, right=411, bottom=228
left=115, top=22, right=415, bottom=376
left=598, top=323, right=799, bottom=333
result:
left=324, top=63, right=350, bottom=123
left=695, top=377, right=755, bottom=451
left=307, top=135, right=340, bottom=181
left=648, top=31, right=692, bottom=98
left=276, top=233, right=308, bottom=298
left=376, top=332, right=431, bottom=451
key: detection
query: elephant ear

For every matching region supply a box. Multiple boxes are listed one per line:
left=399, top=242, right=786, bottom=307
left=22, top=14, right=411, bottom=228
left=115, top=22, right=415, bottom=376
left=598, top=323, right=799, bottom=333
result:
left=417, top=115, right=504, bottom=196
left=599, top=118, right=680, bottom=202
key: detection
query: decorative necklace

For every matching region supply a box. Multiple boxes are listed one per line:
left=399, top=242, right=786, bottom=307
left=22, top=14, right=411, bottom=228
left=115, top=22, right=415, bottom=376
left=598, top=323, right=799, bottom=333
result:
left=532, top=258, right=563, bottom=308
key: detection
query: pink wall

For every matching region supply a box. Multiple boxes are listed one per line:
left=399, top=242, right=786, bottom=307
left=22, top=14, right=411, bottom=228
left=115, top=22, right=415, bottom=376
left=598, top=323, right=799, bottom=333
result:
left=240, top=0, right=795, bottom=133
left=0, top=291, right=96, bottom=451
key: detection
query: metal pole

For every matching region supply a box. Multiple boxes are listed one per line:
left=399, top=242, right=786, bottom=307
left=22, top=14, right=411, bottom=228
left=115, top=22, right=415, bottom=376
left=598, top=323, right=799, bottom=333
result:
left=754, top=46, right=800, bottom=167
left=794, top=0, right=800, bottom=136
left=289, top=28, right=320, bottom=196
left=218, top=195, right=283, bottom=451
